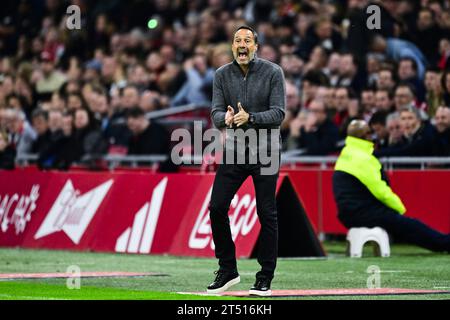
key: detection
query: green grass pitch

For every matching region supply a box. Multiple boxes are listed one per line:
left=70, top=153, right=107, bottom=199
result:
left=1, top=242, right=449, bottom=300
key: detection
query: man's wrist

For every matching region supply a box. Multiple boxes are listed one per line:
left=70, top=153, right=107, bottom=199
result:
left=248, top=112, right=256, bottom=125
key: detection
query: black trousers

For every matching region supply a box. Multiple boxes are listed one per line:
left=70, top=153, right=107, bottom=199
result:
left=339, top=206, right=450, bottom=253
left=209, top=163, right=279, bottom=279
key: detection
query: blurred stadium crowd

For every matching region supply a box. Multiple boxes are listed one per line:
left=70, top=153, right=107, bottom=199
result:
left=1, top=0, right=450, bottom=171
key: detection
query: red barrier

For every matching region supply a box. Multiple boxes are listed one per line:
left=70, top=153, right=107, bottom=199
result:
left=1, top=169, right=449, bottom=256
left=283, top=169, right=450, bottom=235
left=0, top=171, right=284, bottom=257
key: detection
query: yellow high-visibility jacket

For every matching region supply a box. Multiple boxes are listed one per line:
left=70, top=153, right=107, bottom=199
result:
left=334, top=136, right=406, bottom=214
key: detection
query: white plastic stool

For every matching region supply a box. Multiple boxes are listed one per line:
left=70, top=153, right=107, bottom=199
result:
left=346, top=227, right=390, bottom=258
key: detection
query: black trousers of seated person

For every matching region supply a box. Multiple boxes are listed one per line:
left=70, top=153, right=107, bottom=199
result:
left=209, top=163, right=279, bottom=280
left=339, top=206, right=450, bottom=253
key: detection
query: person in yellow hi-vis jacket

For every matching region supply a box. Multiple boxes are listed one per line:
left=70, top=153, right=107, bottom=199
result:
left=333, top=120, right=450, bottom=253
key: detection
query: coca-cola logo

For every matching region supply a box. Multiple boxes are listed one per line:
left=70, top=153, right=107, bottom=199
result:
left=0, top=185, right=40, bottom=235
left=189, top=188, right=259, bottom=250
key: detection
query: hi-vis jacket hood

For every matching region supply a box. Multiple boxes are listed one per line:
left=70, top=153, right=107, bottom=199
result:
left=335, top=136, right=406, bottom=214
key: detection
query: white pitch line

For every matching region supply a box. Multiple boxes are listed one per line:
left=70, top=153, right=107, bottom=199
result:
left=0, top=294, right=69, bottom=300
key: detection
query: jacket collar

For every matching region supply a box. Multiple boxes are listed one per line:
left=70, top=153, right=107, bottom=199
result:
left=232, top=56, right=260, bottom=75
left=345, top=136, right=374, bottom=154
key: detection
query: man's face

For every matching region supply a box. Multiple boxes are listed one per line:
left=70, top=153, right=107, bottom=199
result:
left=339, top=55, right=355, bottom=77
left=334, top=88, right=349, bottom=112
left=32, top=116, right=48, bottom=135
left=122, top=87, right=139, bottom=109
left=394, top=87, right=414, bottom=109
left=127, top=116, right=144, bottom=135
left=398, top=60, right=416, bottom=80
left=387, top=118, right=403, bottom=143
left=434, top=108, right=450, bottom=133
left=48, top=111, right=63, bottom=132
left=371, top=123, right=388, bottom=140
left=285, top=83, right=300, bottom=111
left=375, top=91, right=392, bottom=112
left=361, top=91, right=375, bottom=112
left=400, top=111, right=421, bottom=137
left=424, top=71, right=438, bottom=91
left=377, top=70, right=394, bottom=90
left=308, top=100, right=327, bottom=125
left=418, top=10, right=433, bottom=30
left=41, top=61, right=54, bottom=76
left=232, top=29, right=258, bottom=67
left=0, top=135, right=7, bottom=151
left=74, top=110, right=89, bottom=129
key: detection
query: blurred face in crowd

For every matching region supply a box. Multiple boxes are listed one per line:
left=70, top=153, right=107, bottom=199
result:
left=387, top=116, right=403, bottom=144
left=0, top=133, right=7, bottom=151
left=62, top=113, right=73, bottom=136
left=101, top=57, right=117, bottom=79
left=259, top=45, right=277, bottom=63
left=445, top=73, right=450, bottom=92
left=7, top=96, right=22, bottom=110
left=366, top=56, right=380, bottom=75
left=32, top=115, right=48, bottom=135
left=400, top=110, right=421, bottom=138
left=327, top=53, right=340, bottom=74
left=339, top=54, right=356, bottom=77
left=130, top=65, right=149, bottom=87
left=127, top=115, right=148, bottom=135
left=280, top=54, right=303, bottom=76
left=74, top=109, right=89, bottom=129
left=418, top=9, right=434, bottom=30
left=48, top=110, right=63, bottom=132
left=434, top=107, right=450, bottom=133
left=315, top=20, right=332, bottom=39
left=1, top=76, right=14, bottom=96
left=232, top=28, right=258, bottom=68
left=308, top=100, right=327, bottom=125
left=398, top=60, right=416, bottom=80
left=146, top=52, right=164, bottom=72
left=285, top=82, right=300, bottom=112
left=371, top=122, right=389, bottom=141
left=51, top=92, right=66, bottom=111
left=394, top=86, right=415, bottom=110
left=41, top=61, right=54, bottom=77
left=3, top=109, right=23, bottom=133
left=361, top=90, right=375, bottom=112
left=67, top=94, right=83, bottom=111
left=310, top=46, right=328, bottom=70
left=334, top=88, right=350, bottom=112
left=140, top=91, right=160, bottom=112
left=375, top=90, right=393, bottom=112
left=122, top=87, right=139, bottom=109
left=424, top=71, right=440, bottom=91
left=377, top=70, right=395, bottom=90
left=93, top=93, right=109, bottom=114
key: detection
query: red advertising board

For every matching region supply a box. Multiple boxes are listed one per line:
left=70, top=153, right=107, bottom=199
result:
left=0, top=171, right=290, bottom=257
left=2, top=169, right=449, bottom=257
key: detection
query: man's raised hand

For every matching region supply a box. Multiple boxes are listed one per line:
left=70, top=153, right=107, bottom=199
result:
left=233, top=102, right=250, bottom=127
left=225, top=105, right=235, bottom=128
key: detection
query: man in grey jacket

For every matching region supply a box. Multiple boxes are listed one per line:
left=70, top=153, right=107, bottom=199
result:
left=207, top=26, right=286, bottom=296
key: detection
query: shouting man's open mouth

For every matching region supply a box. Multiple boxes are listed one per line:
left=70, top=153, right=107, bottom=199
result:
left=238, top=49, right=248, bottom=62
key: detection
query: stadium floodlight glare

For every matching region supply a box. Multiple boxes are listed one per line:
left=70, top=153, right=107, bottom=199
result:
left=147, top=18, right=158, bottom=30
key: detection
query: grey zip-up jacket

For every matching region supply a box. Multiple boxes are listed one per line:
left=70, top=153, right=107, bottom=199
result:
left=211, top=57, right=286, bottom=130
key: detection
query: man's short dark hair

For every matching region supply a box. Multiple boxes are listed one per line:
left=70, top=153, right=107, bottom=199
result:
left=399, top=57, right=418, bottom=72
left=369, top=111, right=388, bottom=127
left=376, top=88, right=394, bottom=99
left=396, top=81, right=417, bottom=97
left=126, top=106, right=146, bottom=119
left=31, top=108, right=48, bottom=121
left=234, top=25, right=258, bottom=44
